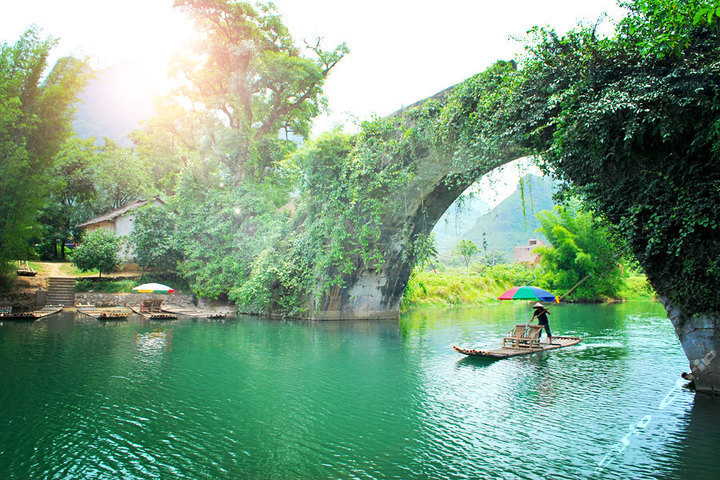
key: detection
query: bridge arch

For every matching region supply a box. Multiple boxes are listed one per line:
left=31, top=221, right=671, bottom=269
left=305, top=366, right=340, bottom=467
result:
left=310, top=138, right=525, bottom=320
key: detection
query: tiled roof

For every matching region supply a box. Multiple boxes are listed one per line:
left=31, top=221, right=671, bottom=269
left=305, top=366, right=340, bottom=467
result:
left=78, top=197, right=162, bottom=228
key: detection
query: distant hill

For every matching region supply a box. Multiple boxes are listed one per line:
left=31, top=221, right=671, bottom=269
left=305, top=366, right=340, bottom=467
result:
left=433, top=194, right=490, bottom=253
left=442, top=175, right=557, bottom=261
left=73, top=60, right=159, bottom=147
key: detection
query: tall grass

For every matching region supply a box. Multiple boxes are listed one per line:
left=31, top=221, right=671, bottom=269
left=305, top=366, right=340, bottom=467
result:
left=402, top=264, right=656, bottom=310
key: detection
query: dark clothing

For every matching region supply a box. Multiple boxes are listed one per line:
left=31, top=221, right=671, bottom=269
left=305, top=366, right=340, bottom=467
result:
left=533, top=309, right=551, bottom=338
left=540, top=322, right=552, bottom=338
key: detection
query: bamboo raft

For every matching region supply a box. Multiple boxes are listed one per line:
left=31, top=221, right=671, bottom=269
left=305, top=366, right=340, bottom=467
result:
left=76, top=304, right=130, bottom=320
left=454, top=324, right=582, bottom=358
left=160, top=306, right=229, bottom=319
left=0, top=305, right=63, bottom=321
left=16, top=260, right=36, bottom=277
left=131, top=305, right=178, bottom=320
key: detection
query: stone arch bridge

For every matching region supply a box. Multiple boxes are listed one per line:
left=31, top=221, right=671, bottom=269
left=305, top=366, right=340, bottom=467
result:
left=305, top=82, right=720, bottom=394
left=312, top=86, right=524, bottom=320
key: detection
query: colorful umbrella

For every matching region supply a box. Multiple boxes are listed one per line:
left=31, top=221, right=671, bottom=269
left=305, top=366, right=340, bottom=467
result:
left=132, top=283, right=174, bottom=294
left=498, top=285, right=557, bottom=303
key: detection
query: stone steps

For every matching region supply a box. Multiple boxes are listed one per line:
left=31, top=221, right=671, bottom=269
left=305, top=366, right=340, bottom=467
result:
left=47, top=277, right=75, bottom=306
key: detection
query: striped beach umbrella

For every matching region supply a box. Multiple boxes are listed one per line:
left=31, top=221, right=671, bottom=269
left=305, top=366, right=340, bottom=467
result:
left=498, top=285, right=557, bottom=303
left=131, top=283, right=174, bottom=294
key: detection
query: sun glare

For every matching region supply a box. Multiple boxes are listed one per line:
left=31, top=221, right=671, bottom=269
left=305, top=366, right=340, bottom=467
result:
left=128, top=10, right=197, bottom=95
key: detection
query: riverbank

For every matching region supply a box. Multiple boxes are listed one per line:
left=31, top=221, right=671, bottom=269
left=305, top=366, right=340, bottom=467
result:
left=401, top=265, right=656, bottom=309
left=1, top=262, right=232, bottom=312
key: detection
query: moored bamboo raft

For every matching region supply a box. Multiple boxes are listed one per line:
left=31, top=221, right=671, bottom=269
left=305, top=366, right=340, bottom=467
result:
left=160, top=305, right=229, bottom=319
left=16, top=260, right=36, bottom=276
left=0, top=305, right=64, bottom=321
left=130, top=306, right=178, bottom=320
left=77, top=304, right=130, bottom=320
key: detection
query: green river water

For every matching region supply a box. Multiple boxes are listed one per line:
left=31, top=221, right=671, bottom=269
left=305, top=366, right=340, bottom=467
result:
left=1, top=301, right=719, bottom=479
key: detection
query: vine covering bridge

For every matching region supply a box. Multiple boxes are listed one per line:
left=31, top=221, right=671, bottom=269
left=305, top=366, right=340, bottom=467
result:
left=295, top=54, right=720, bottom=393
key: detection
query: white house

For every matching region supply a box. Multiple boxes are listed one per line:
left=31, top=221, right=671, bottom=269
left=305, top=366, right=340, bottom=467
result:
left=514, top=238, right=545, bottom=265
left=78, top=197, right=164, bottom=260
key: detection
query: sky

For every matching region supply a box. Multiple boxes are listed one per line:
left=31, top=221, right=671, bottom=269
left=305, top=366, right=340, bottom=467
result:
left=1, top=0, right=624, bottom=205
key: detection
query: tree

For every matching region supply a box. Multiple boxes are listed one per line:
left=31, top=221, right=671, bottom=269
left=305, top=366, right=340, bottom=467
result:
left=534, top=205, right=623, bottom=301
left=70, top=230, right=121, bottom=279
left=131, top=204, right=183, bottom=273
left=454, top=240, right=479, bottom=267
left=0, top=27, right=89, bottom=284
left=37, top=137, right=99, bottom=260
left=512, top=0, right=720, bottom=314
left=415, top=232, right=439, bottom=271
left=93, top=139, right=154, bottom=212
left=134, top=1, right=348, bottom=302
left=480, top=251, right=507, bottom=267
left=168, top=0, right=348, bottom=184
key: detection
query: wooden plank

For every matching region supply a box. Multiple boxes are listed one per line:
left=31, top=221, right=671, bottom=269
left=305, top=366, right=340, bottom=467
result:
left=454, top=336, right=582, bottom=358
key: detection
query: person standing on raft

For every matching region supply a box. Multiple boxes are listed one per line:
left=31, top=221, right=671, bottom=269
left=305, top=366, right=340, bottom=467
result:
left=530, top=302, right=553, bottom=345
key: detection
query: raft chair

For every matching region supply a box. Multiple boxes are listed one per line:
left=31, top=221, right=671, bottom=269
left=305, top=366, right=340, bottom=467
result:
left=520, top=325, right=543, bottom=350
left=503, top=324, right=529, bottom=349
left=150, top=299, right=164, bottom=313
left=140, top=299, right=153, bottom=312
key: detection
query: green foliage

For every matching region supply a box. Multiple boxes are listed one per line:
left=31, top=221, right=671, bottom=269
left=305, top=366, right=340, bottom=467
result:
left=414, top=232, right=439, bottom=270
left=479, top=251, right=508, bottom=267
left=534, top=204, right=623, bottom=301
left=620, top=0, right=720, bottom=58
left=93, top=140, right=154, bottom=211
left=0, top=27, right=89, bottom=283
left=288, top=121, right=418, bottom=290
left=173, top=163, right=281, bottom=300
left=37, top=137, right=99, bottom=259
left=74, top=278, right=135, bottom=293
left=453, top=240, right=479, bottom=267
left=513, top=0, right=720, bottom=313
left=402, top=264, right=537, bottom=308
left=131, top=204, right=183, bottom=272
left=70, top=230, right=121, bottom=278
left=481, top=263, right=539, bottom=286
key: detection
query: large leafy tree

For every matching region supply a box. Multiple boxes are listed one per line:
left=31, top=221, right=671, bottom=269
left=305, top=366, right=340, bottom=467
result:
left=0, top=27, right=89, bottom=283
left=137, top=1, right=348, bottom=301
left=169, top=0, right=348, bottom=184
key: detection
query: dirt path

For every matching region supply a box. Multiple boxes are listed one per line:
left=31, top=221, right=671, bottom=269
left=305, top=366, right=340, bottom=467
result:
left=38, top=262, right=73, bottom=278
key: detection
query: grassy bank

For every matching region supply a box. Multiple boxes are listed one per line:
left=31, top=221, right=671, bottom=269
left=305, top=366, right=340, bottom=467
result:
left=402, top=265, right=656, bottom=309
left=401, top=264, right=537, bottom=309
